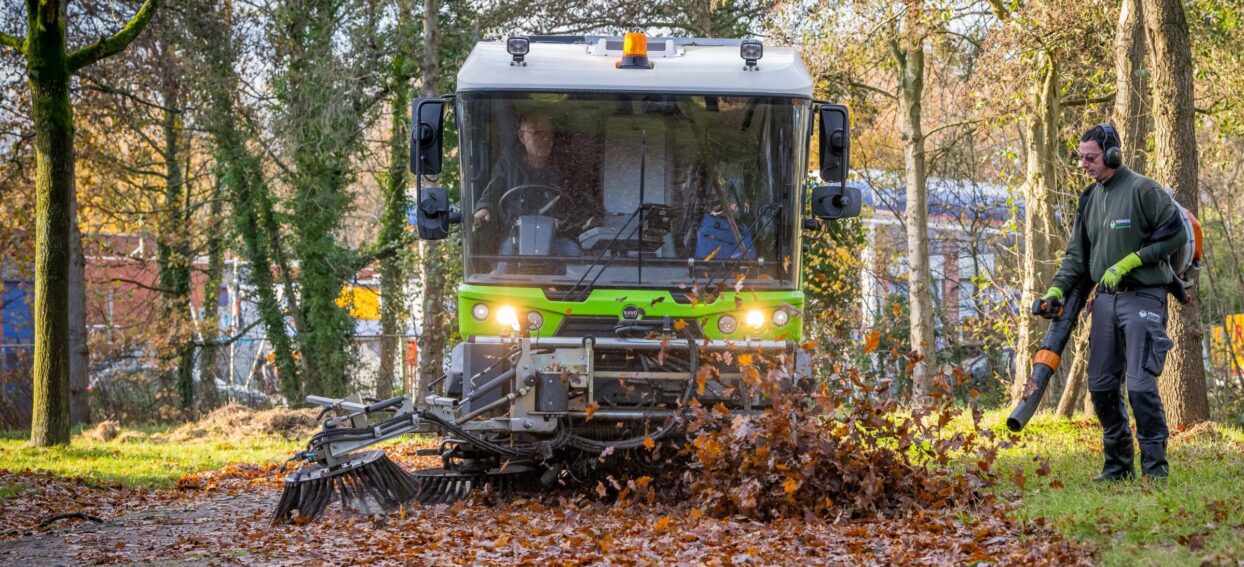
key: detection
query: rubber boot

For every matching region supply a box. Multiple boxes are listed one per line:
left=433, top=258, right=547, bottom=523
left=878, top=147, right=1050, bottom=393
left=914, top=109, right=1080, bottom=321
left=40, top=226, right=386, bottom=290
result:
left=1090, top=388, right=1135, bottom=481
left=1128, top=390, right=1170, bottom=479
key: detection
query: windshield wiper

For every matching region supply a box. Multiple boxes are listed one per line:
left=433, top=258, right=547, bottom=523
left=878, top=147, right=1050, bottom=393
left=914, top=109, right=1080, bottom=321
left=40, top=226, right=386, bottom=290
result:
left=561, top=206, right=647, bottom=302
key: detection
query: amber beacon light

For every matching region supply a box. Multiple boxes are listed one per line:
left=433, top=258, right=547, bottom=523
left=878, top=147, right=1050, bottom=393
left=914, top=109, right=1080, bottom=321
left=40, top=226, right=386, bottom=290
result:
left=617, top=32, right=654, bottom=69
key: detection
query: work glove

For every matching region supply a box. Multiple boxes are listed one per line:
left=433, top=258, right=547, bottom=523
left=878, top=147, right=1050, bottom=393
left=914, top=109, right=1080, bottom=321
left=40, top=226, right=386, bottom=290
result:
left=1100, top=253, right=1143, bottom=291
left=1032, top=287, right=1064, bottom=320
left=1035, top=288, right=1064, bottom=318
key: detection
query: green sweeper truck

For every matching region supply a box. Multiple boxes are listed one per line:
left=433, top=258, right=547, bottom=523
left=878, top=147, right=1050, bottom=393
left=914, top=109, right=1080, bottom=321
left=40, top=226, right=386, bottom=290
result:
left=273, top=33, right=863, bottom=523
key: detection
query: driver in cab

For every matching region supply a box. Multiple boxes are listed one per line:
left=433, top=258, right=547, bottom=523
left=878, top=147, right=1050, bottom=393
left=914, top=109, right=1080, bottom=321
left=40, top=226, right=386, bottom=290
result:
left=472, top=110, right=585, bottom=259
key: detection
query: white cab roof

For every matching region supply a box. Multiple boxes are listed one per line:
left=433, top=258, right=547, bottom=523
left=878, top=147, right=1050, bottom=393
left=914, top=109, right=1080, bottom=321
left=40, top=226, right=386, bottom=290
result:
left=456, top=39, right=814, bottom=98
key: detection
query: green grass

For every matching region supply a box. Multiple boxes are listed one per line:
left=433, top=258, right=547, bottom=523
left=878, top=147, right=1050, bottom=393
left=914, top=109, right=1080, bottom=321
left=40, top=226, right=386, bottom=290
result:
left=979, top=409, right=1244, bottom=567
left=0, top=425, right=300, bottom=489
left=0, top=484, right=25, bottom=500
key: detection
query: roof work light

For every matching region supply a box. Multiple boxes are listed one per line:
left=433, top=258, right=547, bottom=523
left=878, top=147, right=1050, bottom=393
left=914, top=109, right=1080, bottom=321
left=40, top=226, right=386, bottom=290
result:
left=740, top=39, right=763, bottom=71
left=507, top=36, right=530, bottom=66
left=616, top=32, right=654, bottom=69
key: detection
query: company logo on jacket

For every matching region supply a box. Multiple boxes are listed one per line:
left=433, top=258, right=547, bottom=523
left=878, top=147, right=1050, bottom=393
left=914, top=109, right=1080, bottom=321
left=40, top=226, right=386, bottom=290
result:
left=1109, top=218, right=1132, bottom=230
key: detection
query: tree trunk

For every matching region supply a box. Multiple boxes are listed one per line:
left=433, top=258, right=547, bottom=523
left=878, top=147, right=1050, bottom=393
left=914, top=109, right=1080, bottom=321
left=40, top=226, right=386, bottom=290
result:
left=416, top=0, right=447, bottom=404
left=157, top=40, right=194, bottom=411
left=1143, top=0, right=1210, bottom=426
left=68, top=196, right=90, bottom=426
left=186, top=0, right=300, bottom=401
left=1056, top=319, right=1090, bottom=418
left=198, top=180, right=224, bottom=411
left=276, top=0, right=380, bottom=399
left=892, top=35, right=937, bottom=401
left=27, top=5, right=75, bottom=446
left=16, top=0, right=156, bottom=444
left=1012, top=54, right=1062, bottom=404
left=378, top=1, right=415, bottom=400
left=1114, top=0, right=1152, bottom=173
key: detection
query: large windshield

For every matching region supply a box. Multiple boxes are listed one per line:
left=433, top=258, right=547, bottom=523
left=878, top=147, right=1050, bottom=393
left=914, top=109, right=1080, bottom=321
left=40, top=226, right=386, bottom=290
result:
left=458, top=92, right=810, bottom=290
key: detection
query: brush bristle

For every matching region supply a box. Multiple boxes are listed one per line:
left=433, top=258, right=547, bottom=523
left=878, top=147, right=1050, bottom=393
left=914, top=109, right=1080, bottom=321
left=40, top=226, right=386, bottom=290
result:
left=272, top=451, right=419, bottom=525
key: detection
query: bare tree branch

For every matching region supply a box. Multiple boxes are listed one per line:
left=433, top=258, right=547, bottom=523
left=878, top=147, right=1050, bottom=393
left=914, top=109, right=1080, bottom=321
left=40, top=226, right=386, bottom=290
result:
left=1060, top=92, right=1115, bottom=107
left=850, top=80, right=897, bottom=101
left=67, top=0, right=159, bottom=72
left=924, top=117, right=990, bottom=139
left=0, top=31, right=23, bottom=54
left=86, top=79, right=179, bottom=114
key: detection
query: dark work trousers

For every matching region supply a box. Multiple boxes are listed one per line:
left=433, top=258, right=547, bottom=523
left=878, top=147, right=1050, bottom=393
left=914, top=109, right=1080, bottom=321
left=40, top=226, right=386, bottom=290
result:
left=1087, top=286, right=1173, bottom=477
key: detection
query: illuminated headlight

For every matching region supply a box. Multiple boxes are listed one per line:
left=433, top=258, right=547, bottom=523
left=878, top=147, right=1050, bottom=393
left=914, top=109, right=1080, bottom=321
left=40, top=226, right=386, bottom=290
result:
left=740, top=40, right=763, bottom=63
left=471, top=303, right=490, bottom=322
left=506, top=37, right=530, bottom=56
left=717, top=314, right=738, bottom=335
left=745, top=309, right=766, bottom=330
left=527, top=311, right=544, bottom=330
left=772, top=309, right=790, bottom=327
left=496, top=305, right=521, bottom=332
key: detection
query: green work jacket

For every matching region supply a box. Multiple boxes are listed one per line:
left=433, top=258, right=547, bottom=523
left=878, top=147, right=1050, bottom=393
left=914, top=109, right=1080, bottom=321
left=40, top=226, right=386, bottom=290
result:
left=1051, top=166, right=1187, bottom=292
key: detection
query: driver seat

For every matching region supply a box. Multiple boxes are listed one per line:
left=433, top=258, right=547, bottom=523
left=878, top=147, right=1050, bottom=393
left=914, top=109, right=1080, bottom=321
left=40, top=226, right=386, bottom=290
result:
left=579, top=116, right=675, bottom=255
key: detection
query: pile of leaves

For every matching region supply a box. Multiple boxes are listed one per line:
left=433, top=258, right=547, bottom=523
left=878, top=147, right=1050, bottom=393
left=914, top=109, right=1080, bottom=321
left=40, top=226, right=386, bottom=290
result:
left=677, top=355, right=1004, bottom=521
left=76, top=420, right=147, bottom=444
left=161, top=403, right=320, bottom=442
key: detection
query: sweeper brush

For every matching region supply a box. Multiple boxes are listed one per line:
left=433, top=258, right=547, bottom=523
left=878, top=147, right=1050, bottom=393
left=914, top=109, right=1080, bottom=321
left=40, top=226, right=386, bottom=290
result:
left=272, top=450, right=419, bottom=524
left=272, top=324, right=793, bottom=524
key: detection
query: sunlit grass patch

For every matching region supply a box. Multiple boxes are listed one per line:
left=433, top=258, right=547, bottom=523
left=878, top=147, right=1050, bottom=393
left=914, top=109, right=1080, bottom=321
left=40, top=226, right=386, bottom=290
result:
left=0, top=424, right=300, bottom=489
left=980, top=408, right=1244, bottom=566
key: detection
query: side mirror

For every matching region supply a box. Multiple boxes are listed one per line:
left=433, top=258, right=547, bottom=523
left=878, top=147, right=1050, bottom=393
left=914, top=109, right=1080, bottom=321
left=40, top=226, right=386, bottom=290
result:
left=410, top=98, right=445, bottom=175
left=409, top=187, right=461, bottom=240
left=811, top=185, right=862, bottom=220
left=818, top=104, right=849, bottom=184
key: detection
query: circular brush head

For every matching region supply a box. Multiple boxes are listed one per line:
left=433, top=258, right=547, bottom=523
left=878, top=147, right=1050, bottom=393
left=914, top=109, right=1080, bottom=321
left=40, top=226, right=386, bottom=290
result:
left=272, top=450, right=419, bottom=525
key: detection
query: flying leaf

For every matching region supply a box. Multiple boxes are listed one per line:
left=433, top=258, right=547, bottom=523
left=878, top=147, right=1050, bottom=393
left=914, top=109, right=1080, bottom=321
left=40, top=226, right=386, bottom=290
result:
left=1012, top=464, right=1026, bottom=490
left=863, top=329, right=881, bottom=353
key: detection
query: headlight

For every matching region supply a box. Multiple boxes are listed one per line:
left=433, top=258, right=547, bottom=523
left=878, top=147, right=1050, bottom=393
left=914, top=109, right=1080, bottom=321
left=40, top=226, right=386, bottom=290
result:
left=527, top=311, right=544, bottom=330
left=745, top=309, right=766, bottom=330
left=496, top=305, right=521, bottom=332
left=471, top=303, right=490, bottom=322
left=772, top=309, right=790, bottom=327
left=717, top=314, right=738, bottom=335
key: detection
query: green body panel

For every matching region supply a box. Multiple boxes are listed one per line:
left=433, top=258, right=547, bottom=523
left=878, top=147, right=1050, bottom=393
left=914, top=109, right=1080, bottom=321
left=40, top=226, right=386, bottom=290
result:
left=458, top=284, right=804, bottom=342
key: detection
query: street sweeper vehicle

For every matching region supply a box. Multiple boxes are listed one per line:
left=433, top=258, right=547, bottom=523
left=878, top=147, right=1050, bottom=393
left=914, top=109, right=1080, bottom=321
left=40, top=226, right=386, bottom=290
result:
left=274, top=33, right=862, bottom=522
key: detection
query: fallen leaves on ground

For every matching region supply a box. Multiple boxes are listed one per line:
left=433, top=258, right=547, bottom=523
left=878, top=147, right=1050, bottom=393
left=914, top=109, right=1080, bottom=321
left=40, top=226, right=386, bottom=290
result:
left=0, top=470, right=178, bottom=541
left=6, top=484, right=1090, bottom=566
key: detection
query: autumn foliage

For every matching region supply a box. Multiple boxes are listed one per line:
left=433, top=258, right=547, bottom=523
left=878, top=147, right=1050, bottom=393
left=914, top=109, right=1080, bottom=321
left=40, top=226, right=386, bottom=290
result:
left=677, top=356, right=1002, bottom=521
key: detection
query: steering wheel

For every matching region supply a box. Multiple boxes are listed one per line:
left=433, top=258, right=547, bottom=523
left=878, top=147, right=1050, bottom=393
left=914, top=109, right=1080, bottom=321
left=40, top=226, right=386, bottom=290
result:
left=497, top=184, right=571, bottom=225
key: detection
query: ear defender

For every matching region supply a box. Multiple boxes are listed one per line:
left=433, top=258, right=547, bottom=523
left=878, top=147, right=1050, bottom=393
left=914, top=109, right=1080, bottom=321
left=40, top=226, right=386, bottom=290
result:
left=1100, top=123, right=1123, bottom=169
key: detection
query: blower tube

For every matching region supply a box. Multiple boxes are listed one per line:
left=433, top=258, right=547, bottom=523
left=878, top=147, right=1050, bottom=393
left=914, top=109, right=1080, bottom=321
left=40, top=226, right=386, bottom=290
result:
left=1006, top=281, right=1093, bottom=432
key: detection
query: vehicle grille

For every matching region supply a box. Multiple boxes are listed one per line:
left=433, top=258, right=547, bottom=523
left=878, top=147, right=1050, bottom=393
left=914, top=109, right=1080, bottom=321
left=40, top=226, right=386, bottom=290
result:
left=553, top=316, right=704, bottom=339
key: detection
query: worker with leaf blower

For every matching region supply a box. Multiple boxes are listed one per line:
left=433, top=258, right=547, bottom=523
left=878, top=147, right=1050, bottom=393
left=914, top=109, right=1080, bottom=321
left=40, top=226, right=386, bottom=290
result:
left=1035, top=124, right=1194, bottom=482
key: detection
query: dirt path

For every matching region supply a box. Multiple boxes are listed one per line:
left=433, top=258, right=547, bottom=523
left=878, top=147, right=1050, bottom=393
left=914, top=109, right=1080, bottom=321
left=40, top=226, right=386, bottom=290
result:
left=1, top=492, right=279, bottom=565
left=0, top=484, right=1094, bottom=566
